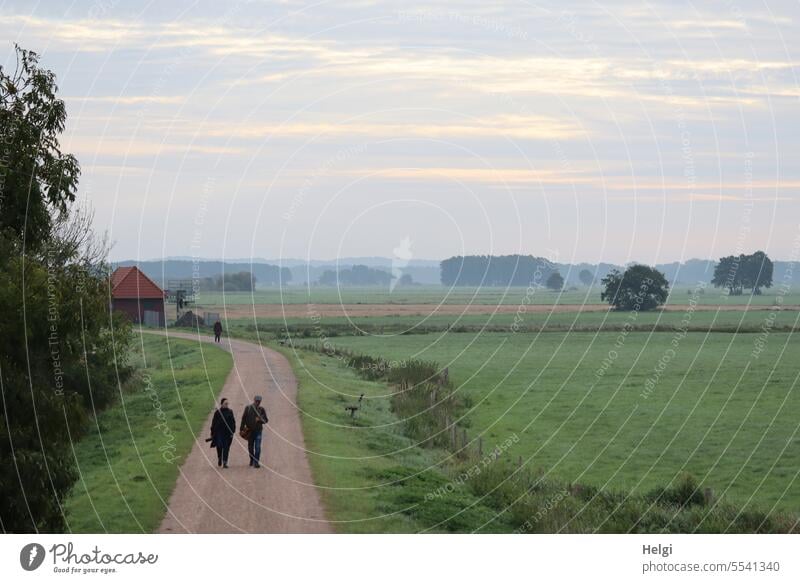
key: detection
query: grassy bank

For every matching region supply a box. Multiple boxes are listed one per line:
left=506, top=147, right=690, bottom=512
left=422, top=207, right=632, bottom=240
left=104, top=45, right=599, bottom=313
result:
left=63, top=333, right=232, bottom=533
left=277, top=346, right=514, bottom=532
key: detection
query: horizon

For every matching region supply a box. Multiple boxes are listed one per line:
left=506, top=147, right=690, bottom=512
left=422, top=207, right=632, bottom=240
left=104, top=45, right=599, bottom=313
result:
left=114, top=253, right=796, bottom=265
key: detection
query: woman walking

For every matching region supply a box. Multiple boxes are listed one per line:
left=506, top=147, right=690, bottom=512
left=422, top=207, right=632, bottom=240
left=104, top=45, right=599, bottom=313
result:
left=210, top=398, right=236, bottom=468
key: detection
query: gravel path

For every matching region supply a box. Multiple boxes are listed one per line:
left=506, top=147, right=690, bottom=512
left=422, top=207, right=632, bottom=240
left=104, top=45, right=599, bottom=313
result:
left=156, top=331, right=331, bottom=533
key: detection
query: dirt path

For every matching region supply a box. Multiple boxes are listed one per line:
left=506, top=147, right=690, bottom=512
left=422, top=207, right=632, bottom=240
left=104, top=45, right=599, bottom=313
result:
left=156, top=331, right=331, bottom=533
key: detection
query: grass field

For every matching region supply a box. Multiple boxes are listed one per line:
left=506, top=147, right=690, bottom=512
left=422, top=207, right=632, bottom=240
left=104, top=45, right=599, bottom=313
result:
left=292, top=330, right=800, bottom=515
left=194, top=286, right=800, bottom=307
left=64, top=333, right=232, bottom=533
left=222, top=307, right=800, bottom=338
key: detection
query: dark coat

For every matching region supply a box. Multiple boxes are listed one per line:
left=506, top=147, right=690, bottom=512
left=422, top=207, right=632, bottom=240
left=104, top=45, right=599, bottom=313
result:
left=211, top=407, right=236, bottom=446
left=240, top=403, right=268, bottom=433
left=213, top=321, right=222, bottom=335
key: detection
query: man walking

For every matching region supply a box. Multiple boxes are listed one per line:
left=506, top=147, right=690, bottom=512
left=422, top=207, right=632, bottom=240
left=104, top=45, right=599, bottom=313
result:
left=213, top=320, right=222, bottom=343
left=240, top=395, right=268, bottom=468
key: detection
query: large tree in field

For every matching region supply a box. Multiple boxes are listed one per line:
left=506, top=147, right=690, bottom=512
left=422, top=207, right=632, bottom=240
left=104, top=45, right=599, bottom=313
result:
left=546, top=271, right=564, bottom=291
left=711, top=251, right=773, bottom=296
left=0, top=46, right=133, bottom=533
left=712, top=255, right=741, bottom=295
left=600, top=264, right=669, bottom=311
left=741, top=251, right=773, bottom=295
left=578, top=269, right=594, bottom=286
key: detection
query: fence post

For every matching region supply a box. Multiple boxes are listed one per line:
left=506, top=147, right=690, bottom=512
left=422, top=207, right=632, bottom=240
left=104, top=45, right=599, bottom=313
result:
left=478, top=436, right=483, bottom=457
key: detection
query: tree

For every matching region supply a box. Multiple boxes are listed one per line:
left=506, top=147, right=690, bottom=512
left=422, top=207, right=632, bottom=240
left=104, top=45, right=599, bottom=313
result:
left=546, top=271, right=564, bottom=291
left=741, top=251, right=773, bottom=295
left=600, top=264, right=669, bottom=311
left=712, top=255, right=740, bottom=295
left=1, top=46, right=132, bottom=532
left=579, top=269, right=594, bottom=286
left=711, top=251, right=773, bottom=296
left=440, top=255, right=555, bottom=286
left=318, top=265, right=392, bottom=286
left=0, top=46, right=80, bottom=250
left=398, top=273, right=414, bottom=286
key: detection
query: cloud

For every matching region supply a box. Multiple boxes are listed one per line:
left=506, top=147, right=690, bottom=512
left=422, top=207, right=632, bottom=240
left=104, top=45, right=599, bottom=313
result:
left=63, top=136, right=245, bottom=157
left=180, top=114, right=585, bottom=141
left=66, top=95, right=186, bottom=105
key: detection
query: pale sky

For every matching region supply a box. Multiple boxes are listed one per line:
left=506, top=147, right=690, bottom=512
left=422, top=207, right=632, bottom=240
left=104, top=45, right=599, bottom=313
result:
left=4, top=0, right=799, bottom=264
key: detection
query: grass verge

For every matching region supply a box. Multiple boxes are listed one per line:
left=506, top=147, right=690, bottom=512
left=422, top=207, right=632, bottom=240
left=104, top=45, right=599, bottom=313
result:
left=63, top=332, right=232, bottom=533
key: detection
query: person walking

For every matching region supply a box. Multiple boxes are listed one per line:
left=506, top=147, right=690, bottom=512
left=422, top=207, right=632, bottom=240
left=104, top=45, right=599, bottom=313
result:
left=240, top=395, right=268, bottom=468
left=210, top=398, right=236, bottom=468
left=213, top=320, right=222, bottom=343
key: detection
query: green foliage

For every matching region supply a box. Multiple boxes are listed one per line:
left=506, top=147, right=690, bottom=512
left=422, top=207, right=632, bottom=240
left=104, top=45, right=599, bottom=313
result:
left=440, top=254, right=554, bottom=286
left=546, top=271, right=564, bottom=291
left=0, top=45, right=132, bottom=533
left=0, top=45, right=79, bottom=248
left=366, top=466, right=513, bottom=533
left=199, top=270, right=256, bottom=292
left=578, top=269, right=594, bottom=286
left=712, top=251, right=773, bottom=295
left=457, top=460, right=796, bottom=533
left=601, top=264, right=669, bottom=311
left=646, top=473, right=706, bottom=508
left=301, top=344, right=465, bottom=450
left=318, top=264, right=392, bottom=286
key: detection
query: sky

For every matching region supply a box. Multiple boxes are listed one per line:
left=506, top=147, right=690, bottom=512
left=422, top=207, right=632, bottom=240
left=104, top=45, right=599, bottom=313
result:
left=3, top=0, right=799, bottom=264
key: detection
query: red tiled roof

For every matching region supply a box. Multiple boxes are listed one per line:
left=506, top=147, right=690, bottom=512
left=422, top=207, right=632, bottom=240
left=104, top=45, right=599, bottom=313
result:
left=111, top=266, right=165, bottom=299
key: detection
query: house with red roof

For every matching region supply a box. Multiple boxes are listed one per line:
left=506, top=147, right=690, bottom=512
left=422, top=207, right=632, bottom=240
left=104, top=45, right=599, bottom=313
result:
left=110, top=266, right=166, bottom=327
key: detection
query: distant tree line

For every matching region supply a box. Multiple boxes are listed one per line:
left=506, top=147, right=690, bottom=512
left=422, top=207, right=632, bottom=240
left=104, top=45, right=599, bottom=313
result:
left=711, top=251, right=773, bottom=295
left=318, top=265, right=393, bottom=286
left=440, top=255, right=556, bottom=286
left=256, top=264, right=292, bottom=286
left=199, top=271, right=257, bottom=291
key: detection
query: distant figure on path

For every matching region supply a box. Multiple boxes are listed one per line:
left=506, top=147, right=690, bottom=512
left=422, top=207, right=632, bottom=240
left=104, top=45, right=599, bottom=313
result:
left=210, top=398, right=236, bottom=468
left=240, top=396, right=269, bottom=468
left=213, top=320, right=222, bottom=343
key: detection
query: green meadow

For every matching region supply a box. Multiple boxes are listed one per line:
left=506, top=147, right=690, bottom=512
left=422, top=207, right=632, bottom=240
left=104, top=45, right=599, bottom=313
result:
left=195, top=286, right=800, bottom=307
left=292, top=329, right=800, bottom=516
left=64, top=333, right=232, bottom=533
left=225, top=307, right=800, bottom=337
